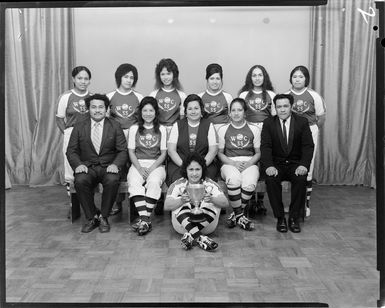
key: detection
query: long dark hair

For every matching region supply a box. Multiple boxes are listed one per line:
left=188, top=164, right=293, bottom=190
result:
left=238, top=64, right=274, bottom=105
left=180, top=152, right=207, bottom=181
left=137, top=96, right=160, bottom=134
left=154, top=58, right=183, bottom=90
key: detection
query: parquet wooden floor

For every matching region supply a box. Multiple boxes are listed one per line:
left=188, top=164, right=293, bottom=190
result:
left=4, top=185, right=378, bottom=307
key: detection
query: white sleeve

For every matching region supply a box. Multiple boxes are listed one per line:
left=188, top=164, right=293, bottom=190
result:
left=309, top=89, right=326, bottom=116
left=168, top=122, right=179, bottom=144
left=239, top=91, right=247, bottom=99
left=208, top=123, right=218, bottom=146
left=267, top=90, right=277, bottom=116
left=128, top=125, right=138, bottom=149
left=106, top=91, right=115, bottom=100
left=250, top=124, right=261, bottom=149
left=149, top=90, right=158, bottom=98
left=223, top=92, right=233, bottom=111
left=217, top=124, right=228, bottom=150
left=134, top=91, right=144, bottom=102
left=178, top=90, right=187, bottom=116
left=159, top=125, right=167, bottom=150
left=197, top=91, right=205, bottom=98
left=56, top=92, right=71, bottom=118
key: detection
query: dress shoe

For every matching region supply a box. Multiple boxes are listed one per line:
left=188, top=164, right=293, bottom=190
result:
left=109, top=202, right=122, bottom=216
left=98, top=216, right=110, bottom=233
left=276, top=217, right=288, bottom=233
left=81, top=218, right=99, bottom=233
left=288, top=218, right=301, bottom=233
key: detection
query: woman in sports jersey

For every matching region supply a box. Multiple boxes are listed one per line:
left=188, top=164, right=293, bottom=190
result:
left=288, top=65, right=326, bottom=217
left=127, top=96, right=167, bottom=236
left=107, top=63, right=144, bottom=216
left=164, top=152, right=228, bottom=251
left=149, top=58, right=187, bottom=135
left=198, top=63, right=233, bottom=131
left=238, top=64, right=276, bottom=216
left=217, top=98, right=261, bottom=231
left=167, top=94, right=218, bottom=186
left=56, top=66, right=92, bottom=194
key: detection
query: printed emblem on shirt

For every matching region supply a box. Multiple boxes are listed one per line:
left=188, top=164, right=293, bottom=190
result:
left=138, top=133, right=159, bottom=148
left=292, top=100, right=310, bottom=113
left=229, top=133, right=251, bottom=149
left=204, top=100, right=224, bottom=114
left=158, top=97, right=177, bottom=112
left=114, top=104, right=135, bottom=118
left=72, top=99, right=88, bottom=114
left=248, top=98, right=268, bottom=111
left=189, top=133, right=197, bottom=148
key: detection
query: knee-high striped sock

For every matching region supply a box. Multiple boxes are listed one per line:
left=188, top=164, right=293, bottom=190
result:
left=306, top=180, right=312, bottom=207
left=131, top=195, right=147, bottom=220
left=145, top=196, right=157, bottom=218
left=241, top=188, right=254, bottom=208
left=176, top=208, right=210, bottom=239
left=227, top=185, right=242, bottom=208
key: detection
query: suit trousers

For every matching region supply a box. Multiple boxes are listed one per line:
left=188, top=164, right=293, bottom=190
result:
left=74, top=165, right=121, bottom=219
left=265, top=163, right=307, bottom=219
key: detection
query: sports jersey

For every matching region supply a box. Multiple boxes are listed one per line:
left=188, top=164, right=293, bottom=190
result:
left=217, top=122, right=260, bottom=158
left=128, top=124, right=167, bottom=160
left=56, top=89, right=91, bottom=128
left=287, top=88, right=326, bottom=125
left=149, top=88, right=187, bottom=126
left=239, top=90, right=276, bottom=123
left=106, top=89, right=143, bottom=129
left=198, top=90, right=232, bottom=125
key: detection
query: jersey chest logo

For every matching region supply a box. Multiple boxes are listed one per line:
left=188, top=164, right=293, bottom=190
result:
left=189, top=133, right=197, bottom=147
left=115, top=104, right=135, bottom=118
left=158, top=96, right=177, bottom=112
left=139, top=133, right=159, bottom=148
left=72, top=100, right=89, bottom=114
left=204, top=100, right=224, bottom=114
left=292, top=100, right=310, bottom=113
left=229, top=133, right=251, bottom=149
left=248, top=98, right=268, bottom=111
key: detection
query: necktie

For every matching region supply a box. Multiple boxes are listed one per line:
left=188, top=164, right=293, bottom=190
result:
left=282, top=119, right=288, bottom=145
left=92, top=122, right=102, bottom=154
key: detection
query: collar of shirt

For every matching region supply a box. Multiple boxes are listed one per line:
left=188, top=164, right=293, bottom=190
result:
left=280, top=116, right=291, bottom=127
left=91, top=118, right=105, bottom=130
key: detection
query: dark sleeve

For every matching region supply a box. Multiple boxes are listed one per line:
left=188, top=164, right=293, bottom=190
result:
left=66, top=125, right=83, bottom=170
left=299, top=120, right=315, bottom=169
left=260, top=119, right=275, bottom=170
left=112, top=123, right=128, bottom=168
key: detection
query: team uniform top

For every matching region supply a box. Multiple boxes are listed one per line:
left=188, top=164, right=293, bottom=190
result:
left=106, top=89, right=143, bottom=130
left=128, top=124, right=167, bottom=160
left=286, top=88, right=326, bottom=126
left=198, top=90, right=233, bottom=125
left=56, top=90, right=91, bottom=128
left=166, top=177, right=223, bottom=215
left=168, top=121, right=218, bottom=152
left=218, top=122, right=260, bottom=159
left=239, top=90, right=276, bottom=123
left=149, top=88, right=187, bottom=127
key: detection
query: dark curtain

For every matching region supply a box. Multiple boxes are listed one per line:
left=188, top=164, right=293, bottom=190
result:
left=5, top=8, right=75, bottom=187
left=310, top=0, right=377, bottom=187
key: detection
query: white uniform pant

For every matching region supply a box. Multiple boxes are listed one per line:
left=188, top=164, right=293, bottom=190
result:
left=63, top=127, right=74, bottom=183
left=220, top=162, right=259, bottom=189
left=308, top=124, right=319, bottom=181
left=127, top=159, right=166, bottom=200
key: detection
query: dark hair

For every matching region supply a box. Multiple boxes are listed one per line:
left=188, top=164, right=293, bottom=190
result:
left=205, top=63, right=223, bottom=80
left=115, top=63, right=138, bottom=88
left=183, top=94, right=207, bottom=118
left=238, top=64, right=274, bottom=104
left=154, top=58, right=182, bottom=90
left=180, top=152, right=208, bottom=181
left=273, top=93, right=294, bottom=106
left=289, top=65, right=310, bottom=87
left=230, top=97, right=248, bottom=112
left=85, top=93, right=110, bottom=109
left=72, top=66, right=91, bottom=79
left=137, top=96, right=160, bottom=134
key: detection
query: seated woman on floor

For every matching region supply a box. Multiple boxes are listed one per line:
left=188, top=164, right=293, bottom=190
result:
left=164, top=152, right=228, bottom=251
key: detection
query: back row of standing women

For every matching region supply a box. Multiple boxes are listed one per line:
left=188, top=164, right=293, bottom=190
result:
left=56, top=58, right=326, bottom=242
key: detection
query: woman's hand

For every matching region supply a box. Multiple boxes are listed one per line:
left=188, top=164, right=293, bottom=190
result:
left=180, top=192, right=191, bottom=204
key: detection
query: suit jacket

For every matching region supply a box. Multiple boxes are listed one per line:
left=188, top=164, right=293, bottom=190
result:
left=66, top=117, right=128, bottom=170
left=260, top=113, right=314, bottom=171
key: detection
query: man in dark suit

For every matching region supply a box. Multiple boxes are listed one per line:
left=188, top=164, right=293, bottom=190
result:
left=66, top=94, right=128, bottom=233
left=261, top=93, right=314, bottom=233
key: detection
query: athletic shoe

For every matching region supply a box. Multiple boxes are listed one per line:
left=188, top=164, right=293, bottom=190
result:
left=236, top=215, right=255, bottom=231
left=196, top=235, right=218, bottom=251
left=306, top=204, right=311, bottom=217
left=137, top=220, right=152, bottom=236
left=180, top=232, right=194, bottom=250
left=131, top=218, right=141, bottom=232
left=226, top=212, right=236, bottom=228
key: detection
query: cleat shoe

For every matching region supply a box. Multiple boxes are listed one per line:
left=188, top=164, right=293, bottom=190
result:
left=226, top=212, right=236, bottom=228
left=180, top=232, right=194, bottom=250
left=255, top=199, right=267, bottom=215
left=236, top=215, right=255, bottom=231
left=305, top=205, right=311, bottom=217
left=196, top=235, right=218, bottom=251
left=137, top=220, right=152, bottom=236
left=131, top=218, right=142, bottom=232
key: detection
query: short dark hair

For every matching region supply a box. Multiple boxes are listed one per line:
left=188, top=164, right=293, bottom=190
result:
left=230, top=97, right=248, bottom=112
left=183, top=94, right=207, bottom=118
left=115, top=63, right=138, bottom=88
left=289, top=65, right=310, bottom=87
left=180, top=152, right=208, bottom=180
left=72, top=66, right=91, bottom=79
left=85, top=94, right=110, bottom=109
left=205, top=63, right=223, bottom=80
left=273, top=93, right=294, bottom=106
